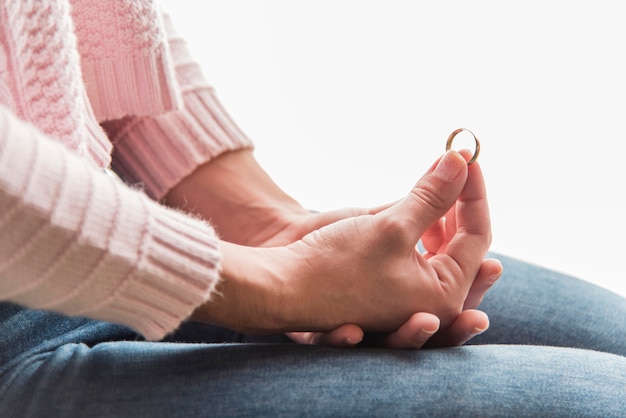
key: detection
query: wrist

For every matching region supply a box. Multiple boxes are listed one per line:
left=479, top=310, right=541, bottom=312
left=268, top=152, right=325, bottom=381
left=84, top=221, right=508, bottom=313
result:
left=191, top=241, right=296, bottom=334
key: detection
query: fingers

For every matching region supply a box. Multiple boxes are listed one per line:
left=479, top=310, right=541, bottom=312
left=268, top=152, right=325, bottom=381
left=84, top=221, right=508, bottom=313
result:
left=291, top=307, right=490, bottom=350
left=386, top=150, right=468, bottom=244
left=290, top=313, right=442, bottom=350
left=464, top=258, right=503, bottom=309
left=368, top=200, right=399, bottom=215
left=381, top=312, right=441, bottom=349
left=430, top=156, right=491, bottom=290
left=287, top=324, right=364, bottom=347
left=374, top=258, right=500, bottom=349
left=312, top=324, right=364, bottom=346
left=446, top=153, right=491, bottom=280
left=321, top=314, right=442, bottom=349
left=425, top=309, right=490, bottom=348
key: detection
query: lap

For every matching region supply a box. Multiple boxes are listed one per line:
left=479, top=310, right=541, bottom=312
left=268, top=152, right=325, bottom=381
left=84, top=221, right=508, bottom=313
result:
left=2, top=342, right=625, bottom=417
left=469, top=253, right=626, bottom=356
left=1, top=254, right=625, bottom=417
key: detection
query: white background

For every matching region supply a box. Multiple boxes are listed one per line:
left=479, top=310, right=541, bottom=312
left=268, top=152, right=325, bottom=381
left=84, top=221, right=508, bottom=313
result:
left=162, top=1, right=626, bottom=298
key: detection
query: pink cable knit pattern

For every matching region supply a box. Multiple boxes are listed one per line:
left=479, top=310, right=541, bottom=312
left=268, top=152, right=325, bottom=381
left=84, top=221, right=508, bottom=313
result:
left=71, top=0, right=181, bottom=121
left=1, top=0, right=105, bottom=165
left=0, top=0, right=252, bottom=340
left=72, top=0, right=163, bottom=59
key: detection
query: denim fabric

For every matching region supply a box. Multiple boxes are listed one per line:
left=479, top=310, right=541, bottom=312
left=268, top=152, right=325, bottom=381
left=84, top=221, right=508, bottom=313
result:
left=469, top=254, right=626, bottom=355
left=1, top=254, right=625, bottom=417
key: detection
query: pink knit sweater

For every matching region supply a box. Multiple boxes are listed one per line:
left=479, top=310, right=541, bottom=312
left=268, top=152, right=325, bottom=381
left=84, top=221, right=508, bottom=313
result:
left=0, top=0, right=253, bottom=340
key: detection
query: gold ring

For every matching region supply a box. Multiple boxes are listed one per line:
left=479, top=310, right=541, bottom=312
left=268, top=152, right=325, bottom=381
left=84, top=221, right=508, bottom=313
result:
left=446, top=128, right=480, bottom=165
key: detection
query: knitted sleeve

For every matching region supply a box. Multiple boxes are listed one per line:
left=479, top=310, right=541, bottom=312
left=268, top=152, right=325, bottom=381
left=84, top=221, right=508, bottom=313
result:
left=101, top=12, right=254, bottom=200
left=0, top=106, right=222, bottom=341
left=70, top=0, right=182, bottom=120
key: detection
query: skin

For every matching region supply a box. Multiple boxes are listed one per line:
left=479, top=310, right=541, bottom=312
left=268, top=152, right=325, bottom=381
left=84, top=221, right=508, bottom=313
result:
left=165, top=149, right=501, bottom=349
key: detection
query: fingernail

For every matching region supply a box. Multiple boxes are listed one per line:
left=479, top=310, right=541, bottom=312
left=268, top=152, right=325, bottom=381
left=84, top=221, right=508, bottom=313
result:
left=310, top=334, right=322, bottom=345
left=472, top=318, right=490, bottom=335
left=433, top=151, right=464, bottom=181
left=345, top=336, right=363, bottom=346
left=473, top=326, right=488, bottom=335
left=488, top=274, right=501, bottom=286
left=459, top=327, right=488, bottom=346
left=488, top=260, right=504, bottom=285
left=414, top=328, right=437, bottom=344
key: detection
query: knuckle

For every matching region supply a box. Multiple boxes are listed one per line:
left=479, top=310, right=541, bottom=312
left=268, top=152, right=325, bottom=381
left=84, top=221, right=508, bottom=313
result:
left=409, top=181, right=449, bottom=214
left=376, top=214, right=415, bottom=245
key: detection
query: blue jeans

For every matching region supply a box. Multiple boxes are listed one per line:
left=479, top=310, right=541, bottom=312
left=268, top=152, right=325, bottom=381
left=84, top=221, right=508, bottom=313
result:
left=1, top=254, right=625, bottom=417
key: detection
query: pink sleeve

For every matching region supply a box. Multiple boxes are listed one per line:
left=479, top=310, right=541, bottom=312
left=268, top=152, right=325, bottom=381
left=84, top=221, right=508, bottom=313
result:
left=70, top=0, right=182, bottom=121
left=102, top=12, right=254, bottom=200
left=0, top=106, right=222, bottom=340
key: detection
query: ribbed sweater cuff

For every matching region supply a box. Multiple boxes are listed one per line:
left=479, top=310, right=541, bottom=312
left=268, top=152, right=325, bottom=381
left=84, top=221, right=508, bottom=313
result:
left=85, top=199, right=222, bottom=341
left=0, top=108, right=222, bottom=340
left=81, top=45, right=182, bottom=122
left=105, top=87, right=254, bottom=200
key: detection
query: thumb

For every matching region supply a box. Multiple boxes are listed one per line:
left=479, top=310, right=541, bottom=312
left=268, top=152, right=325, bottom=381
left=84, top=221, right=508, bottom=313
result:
left=386, top=150, right=468, bottom=243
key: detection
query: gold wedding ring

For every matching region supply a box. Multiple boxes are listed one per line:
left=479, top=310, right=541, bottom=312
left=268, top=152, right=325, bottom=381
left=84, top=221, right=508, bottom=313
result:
left=446, top=128, right=480, bottom=165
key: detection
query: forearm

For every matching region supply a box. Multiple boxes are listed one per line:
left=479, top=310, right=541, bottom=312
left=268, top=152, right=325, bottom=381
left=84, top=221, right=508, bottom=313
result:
left=0, top=108, right=221, bottom=341
left=164, top=149, right=309, bottom=245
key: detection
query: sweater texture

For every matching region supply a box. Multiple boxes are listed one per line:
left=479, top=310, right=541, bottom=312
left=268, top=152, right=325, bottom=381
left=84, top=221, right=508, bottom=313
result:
left=0, top=0, right=253, bottom=340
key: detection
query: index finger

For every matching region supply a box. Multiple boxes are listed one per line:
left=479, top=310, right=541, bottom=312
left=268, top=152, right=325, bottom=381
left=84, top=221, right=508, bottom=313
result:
left=435, top=159, right=492, bottom=285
